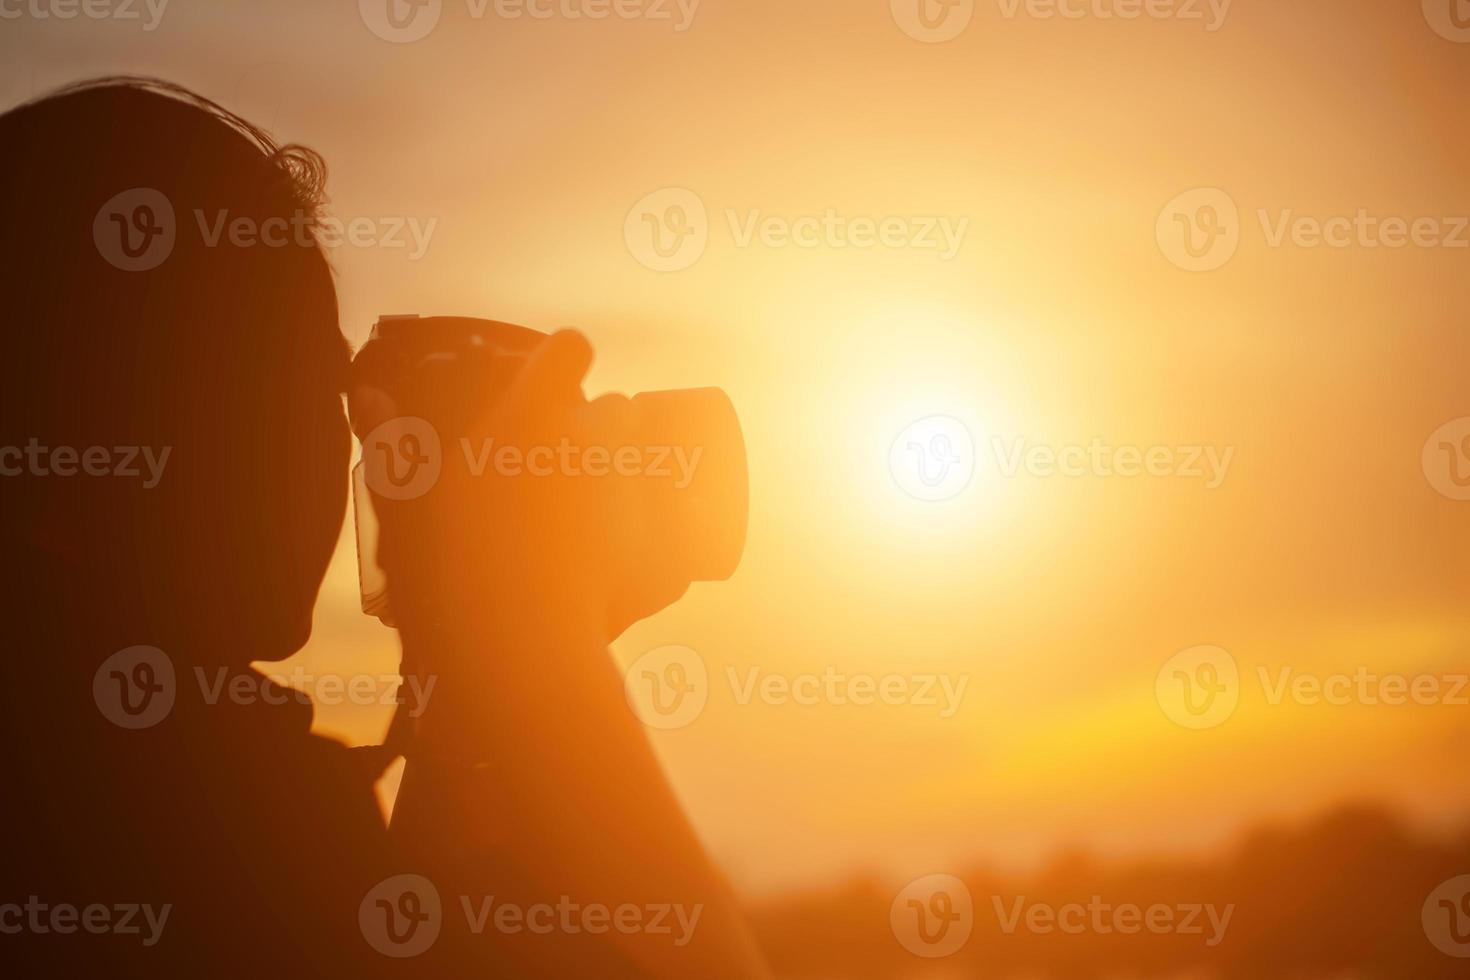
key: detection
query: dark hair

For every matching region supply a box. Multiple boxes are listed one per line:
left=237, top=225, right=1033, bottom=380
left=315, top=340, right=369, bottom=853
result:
left=0, top=77, right=353, bottom=658
left=41, top=76, right=331, bottom=223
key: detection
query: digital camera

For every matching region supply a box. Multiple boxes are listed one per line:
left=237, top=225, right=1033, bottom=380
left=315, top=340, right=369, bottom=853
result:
left=347, top=315, right=749, bottom=628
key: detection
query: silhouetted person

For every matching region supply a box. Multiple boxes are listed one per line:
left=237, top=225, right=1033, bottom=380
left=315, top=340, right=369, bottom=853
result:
left=0, top=78, right=766, bottom=978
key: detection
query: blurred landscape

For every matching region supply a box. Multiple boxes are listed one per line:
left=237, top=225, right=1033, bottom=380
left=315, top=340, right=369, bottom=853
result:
left=747, top=802, right=1470, bottom=979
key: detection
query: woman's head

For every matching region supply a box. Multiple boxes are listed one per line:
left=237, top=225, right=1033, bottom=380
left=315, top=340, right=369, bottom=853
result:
left=0, top=78, right=352, bottom=661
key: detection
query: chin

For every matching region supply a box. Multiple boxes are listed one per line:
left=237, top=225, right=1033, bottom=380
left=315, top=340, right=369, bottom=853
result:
left=241, top=606, right=317, bottom=665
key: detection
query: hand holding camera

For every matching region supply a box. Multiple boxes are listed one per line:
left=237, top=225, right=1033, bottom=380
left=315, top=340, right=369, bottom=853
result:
left=347, top=316, right=748, bottom=708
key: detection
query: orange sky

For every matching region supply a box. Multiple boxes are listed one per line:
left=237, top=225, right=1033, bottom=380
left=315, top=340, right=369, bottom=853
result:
left=8, top=0, right=1470, bottom=896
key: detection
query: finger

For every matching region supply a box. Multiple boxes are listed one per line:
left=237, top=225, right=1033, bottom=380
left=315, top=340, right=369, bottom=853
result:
left=347, top=384, right=400, bottom=440
left=511, top=329, right=593, bottom=407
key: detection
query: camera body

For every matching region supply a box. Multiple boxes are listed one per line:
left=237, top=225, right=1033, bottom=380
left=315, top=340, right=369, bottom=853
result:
left=348, top=315, right=749, bottom=630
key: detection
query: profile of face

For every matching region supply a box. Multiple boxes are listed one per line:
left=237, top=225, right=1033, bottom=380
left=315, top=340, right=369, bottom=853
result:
left=0, top=80, right=353, bottom=662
